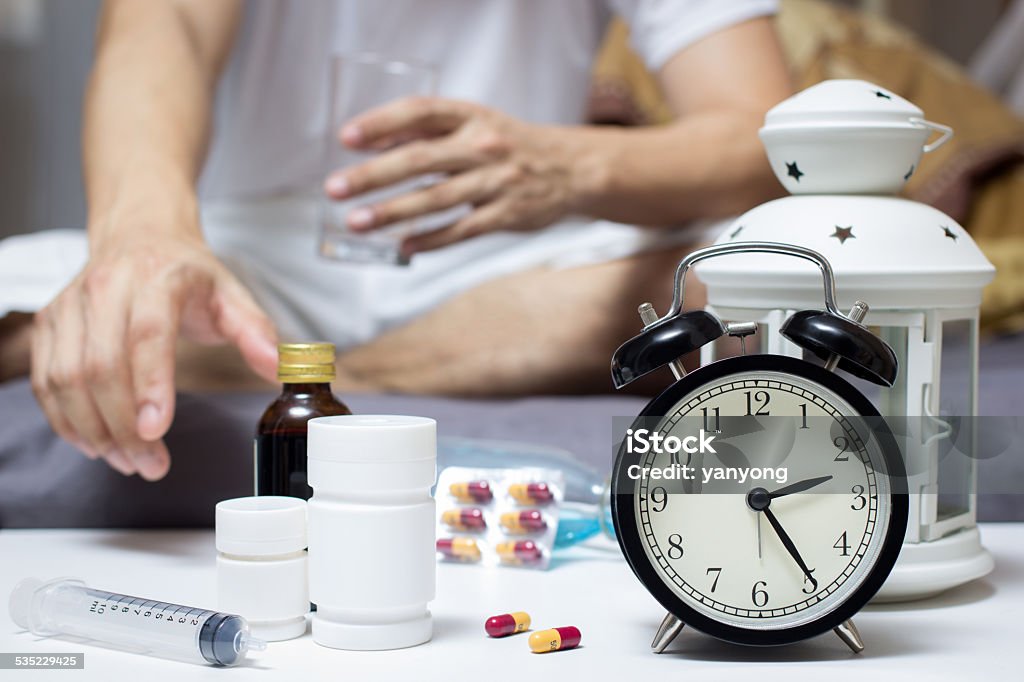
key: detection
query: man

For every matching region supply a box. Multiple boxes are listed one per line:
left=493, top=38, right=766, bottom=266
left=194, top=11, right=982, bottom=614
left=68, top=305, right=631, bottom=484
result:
left=0, top=0, right=790, bottom=480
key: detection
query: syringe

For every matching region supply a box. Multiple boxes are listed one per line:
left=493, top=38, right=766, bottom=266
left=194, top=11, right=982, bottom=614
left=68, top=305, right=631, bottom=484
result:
left=8, top=577, right=267, bottom=666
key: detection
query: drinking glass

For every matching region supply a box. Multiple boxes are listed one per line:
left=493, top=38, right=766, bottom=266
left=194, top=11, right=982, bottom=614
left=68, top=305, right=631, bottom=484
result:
left=319, top=53, right=438, bottom=265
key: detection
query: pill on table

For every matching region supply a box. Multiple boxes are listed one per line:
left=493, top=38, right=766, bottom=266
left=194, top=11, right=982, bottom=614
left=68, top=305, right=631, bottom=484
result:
left=484, top=611, right=531, bottom=638
left=442, top=508, right=487, bottom=531
left=529, top=626, right=581, bottom=653
left=508, top=482, right=552, bottom=505
left=450, top=481, right=493, bottom=503
left=496, top=540, right=543, bottom=564
left=436, top=537, right=482, bottom=562
left=500, top=510, right=546, bottom=533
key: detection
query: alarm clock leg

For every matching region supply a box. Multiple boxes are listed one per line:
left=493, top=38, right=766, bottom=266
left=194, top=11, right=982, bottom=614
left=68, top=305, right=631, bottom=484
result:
left=833, top=618, right=864, bottom=654
left=651, top=611, right=686, bottom=654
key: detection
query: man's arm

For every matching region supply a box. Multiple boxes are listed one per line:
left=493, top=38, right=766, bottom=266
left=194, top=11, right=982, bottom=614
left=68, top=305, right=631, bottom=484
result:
left=572, top=16, right=793, bottom=224
left=31, top=0, right=277, bottom=481
left=84, top=0, right=238, bottom=242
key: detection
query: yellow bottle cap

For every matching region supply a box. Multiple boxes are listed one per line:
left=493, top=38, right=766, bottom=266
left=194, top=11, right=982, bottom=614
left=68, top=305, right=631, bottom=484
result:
left=277, top=342, right=336, bottom=382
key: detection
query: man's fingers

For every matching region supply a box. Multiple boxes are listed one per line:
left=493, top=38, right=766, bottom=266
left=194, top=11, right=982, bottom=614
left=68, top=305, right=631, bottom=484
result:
left=83, top=268, right=171, bottom=480
left=340, top=97, right=471, bottom=149
left=29, top=308, right=91, bottom=457
left=401, top=199, right=511, bottom=255
left=211, top=277, right=278, bottom=383
left=128, top=278, right=186, bottom=445
left=45, top=294, right=130, bottom=473
left=355, top=168, right=503, bottom=231
left=325, top=132, right=500, bottom=202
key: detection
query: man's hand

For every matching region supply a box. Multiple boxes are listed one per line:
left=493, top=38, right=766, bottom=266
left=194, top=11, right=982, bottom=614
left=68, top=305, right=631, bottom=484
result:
left=30, top=235, right=277, bottom=480
left=323, top=98, right=593, bottom=258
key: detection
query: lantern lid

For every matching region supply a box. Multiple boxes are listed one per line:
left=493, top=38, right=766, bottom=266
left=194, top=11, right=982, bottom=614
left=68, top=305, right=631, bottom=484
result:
left=762, top=79, right=924, bottom=129
left=698, top=195, right=995, bottom=311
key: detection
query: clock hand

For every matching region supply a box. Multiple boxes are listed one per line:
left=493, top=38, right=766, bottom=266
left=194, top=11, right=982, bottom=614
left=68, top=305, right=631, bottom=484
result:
left=768, top=475, right=833, bottom=499
left=757, top=511, right=763, bottom=560
left=762, top=506, right=817, bottom=588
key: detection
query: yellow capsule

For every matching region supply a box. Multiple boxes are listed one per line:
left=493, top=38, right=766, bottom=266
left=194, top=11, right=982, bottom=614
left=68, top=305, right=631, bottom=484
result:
left=441, top=508, right=486, bottom=531
left=529, top=626, right=581, bottom=653
left=500, top=510, right=546, bottom=534
left=485, top=611, right=531, bottom=637
left=508, top=482, right=553, bottom=505
left=449, top=480, right=493, bottom=503
left=496, top=540, right=543, bottom=565
left=436, top=537, right=481, bottom=561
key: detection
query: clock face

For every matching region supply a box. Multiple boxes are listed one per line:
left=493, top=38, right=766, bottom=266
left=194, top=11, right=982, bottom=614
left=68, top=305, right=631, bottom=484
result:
left=613, top=355, right=907, bottom=646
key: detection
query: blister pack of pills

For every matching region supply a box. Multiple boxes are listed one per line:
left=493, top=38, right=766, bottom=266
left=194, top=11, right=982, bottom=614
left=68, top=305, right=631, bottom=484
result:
left=435, top=466, right=564, bottom=570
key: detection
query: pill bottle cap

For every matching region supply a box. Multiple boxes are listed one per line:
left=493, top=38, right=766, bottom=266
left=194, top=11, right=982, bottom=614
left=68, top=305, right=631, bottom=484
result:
left=216, top=496, right=307, bottom=556
left=307, top=415, right=436, bottom=463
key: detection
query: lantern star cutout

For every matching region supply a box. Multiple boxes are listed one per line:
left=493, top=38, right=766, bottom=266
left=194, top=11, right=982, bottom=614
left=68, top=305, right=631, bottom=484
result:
left=786, top=162, right=804, bottom=182
left=941, top=225, right=958, bottom=241
left=831, top=225, right=855, bottom=244
left=874, top=89, right=892, bottom=100
left=730, top=225, right=744, bottom=240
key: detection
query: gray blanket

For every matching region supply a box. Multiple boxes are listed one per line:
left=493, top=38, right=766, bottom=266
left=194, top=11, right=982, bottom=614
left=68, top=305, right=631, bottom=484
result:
left=2, top=334, right=1023, bottom=527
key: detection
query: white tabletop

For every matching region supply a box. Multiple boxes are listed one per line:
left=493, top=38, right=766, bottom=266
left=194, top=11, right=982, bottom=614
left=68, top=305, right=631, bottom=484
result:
left=1, top=524, right=1021, bottom=681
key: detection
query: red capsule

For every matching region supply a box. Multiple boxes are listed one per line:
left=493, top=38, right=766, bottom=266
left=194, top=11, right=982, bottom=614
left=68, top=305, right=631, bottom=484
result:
left=436, top=537, right=481, bottom=562
left=508, top=482, right=553, bottom=505
left=441, top=507, right=486, bottom=531
left=485, top=612, right=531, bottom=637
left=496, top=540, right=543, bottom=564
left=500, top=510, right=547, bottom=533
left=450, top=480, right=493, bottom=503
left=529, top=626, right=582, bottom=653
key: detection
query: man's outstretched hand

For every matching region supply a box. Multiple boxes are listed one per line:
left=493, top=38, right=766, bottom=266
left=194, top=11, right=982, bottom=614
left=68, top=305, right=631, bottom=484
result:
left=30, top=235, right=277, bottom=480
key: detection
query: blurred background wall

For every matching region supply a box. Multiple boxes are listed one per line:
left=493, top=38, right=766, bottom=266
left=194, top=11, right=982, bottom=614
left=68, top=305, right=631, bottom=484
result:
left=0, top=0, right=1013, bottom=239
left=0, top=0, right=99, bottom=239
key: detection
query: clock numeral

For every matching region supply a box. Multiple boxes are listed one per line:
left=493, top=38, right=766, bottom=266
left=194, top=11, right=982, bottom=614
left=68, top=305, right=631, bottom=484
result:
left=706, top=567, right=722, bottom=593
left=751, top=580, right=769, bottom=607
left=701, top=406, right=721, bottom=433
left=744, top=390, right=770, bottom=416
left=798, top=403, right=809, bottom=429
left=851, top=485, right=867, bottom=511
left=802, top=570, right=818, bottom=594
left=669, top=451, right=692, bottom=467
left=667, top=534, right=684, bottom=560
left=648, top=486, right=668, bottom=513
left=833, top=435, right=850, bottom=462
left=833, top=531, right=851, bottom=557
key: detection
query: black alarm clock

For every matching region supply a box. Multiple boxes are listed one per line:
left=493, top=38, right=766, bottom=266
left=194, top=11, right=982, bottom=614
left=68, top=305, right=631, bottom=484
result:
left=610, top=242, right=908, bottom=654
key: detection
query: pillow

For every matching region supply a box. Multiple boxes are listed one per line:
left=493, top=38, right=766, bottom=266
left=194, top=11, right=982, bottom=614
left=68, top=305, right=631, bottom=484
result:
left=588, top=0, right=1024, bottom=332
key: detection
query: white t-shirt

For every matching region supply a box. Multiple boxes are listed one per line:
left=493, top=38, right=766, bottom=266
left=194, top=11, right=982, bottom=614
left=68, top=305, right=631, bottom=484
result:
left=202, top=0, right=777, bottom=200
left=189, top=1, right=781, bottom=347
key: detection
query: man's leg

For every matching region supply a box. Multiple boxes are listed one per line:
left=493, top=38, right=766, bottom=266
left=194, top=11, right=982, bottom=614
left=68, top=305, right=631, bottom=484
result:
left=2, top=244, right=706, bottom=395
left=0, top=313, right=32, bottom=383
left=336, top=242, right=705, bottom=396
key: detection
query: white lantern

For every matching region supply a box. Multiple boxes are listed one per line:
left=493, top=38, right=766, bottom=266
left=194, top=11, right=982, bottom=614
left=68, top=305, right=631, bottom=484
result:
left=696, top=80, right=995, bottom=601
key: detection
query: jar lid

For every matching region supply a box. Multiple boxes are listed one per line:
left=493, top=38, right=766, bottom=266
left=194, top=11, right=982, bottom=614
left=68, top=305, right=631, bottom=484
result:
left=216, top=496, right=307, bottom=556
left=307, top=415, right=436, bottom=463
left=763, top=79, right=924, bottom=128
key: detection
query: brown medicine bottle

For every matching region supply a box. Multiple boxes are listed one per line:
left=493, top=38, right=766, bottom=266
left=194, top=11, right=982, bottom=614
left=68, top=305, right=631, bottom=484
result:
left=255, top=342, right=351, bottom=499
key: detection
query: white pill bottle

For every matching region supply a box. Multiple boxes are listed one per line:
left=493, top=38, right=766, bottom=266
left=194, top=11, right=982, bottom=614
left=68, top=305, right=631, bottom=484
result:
left=215, top=496, right=309, bottom=642
left=307, top=415, right=436, bottom=650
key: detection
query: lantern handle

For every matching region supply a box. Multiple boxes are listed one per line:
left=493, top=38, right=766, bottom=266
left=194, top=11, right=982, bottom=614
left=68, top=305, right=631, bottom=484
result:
left=665, top=241, right=841, bottom=320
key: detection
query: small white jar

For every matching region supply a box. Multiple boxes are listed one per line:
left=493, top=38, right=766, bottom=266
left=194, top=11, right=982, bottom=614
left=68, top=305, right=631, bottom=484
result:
left=215, top=496, right=309, bottom=641
left=307, top=415, right=436, bottom=651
